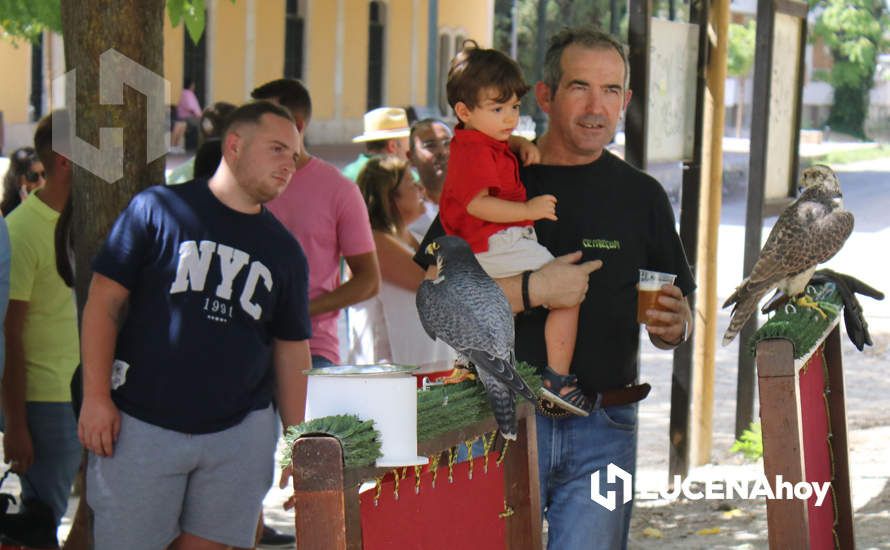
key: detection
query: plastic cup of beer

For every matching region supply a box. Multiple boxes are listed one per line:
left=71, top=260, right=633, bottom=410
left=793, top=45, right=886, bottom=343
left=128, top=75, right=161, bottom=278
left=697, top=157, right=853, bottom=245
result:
left=637, top=269, right=677, bottom=325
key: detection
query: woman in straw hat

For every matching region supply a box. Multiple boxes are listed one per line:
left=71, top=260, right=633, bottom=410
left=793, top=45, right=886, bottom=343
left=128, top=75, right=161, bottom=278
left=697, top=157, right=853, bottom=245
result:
left=342, top=107, right=412, bottom=181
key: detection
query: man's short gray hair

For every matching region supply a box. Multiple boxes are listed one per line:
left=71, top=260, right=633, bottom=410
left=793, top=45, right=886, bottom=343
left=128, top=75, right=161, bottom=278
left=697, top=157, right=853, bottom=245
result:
left=542, top=26, right=630, bottom=97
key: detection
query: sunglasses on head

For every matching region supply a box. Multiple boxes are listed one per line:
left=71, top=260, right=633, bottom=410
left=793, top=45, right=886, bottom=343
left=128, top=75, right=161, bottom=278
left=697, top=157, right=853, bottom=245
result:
left=25, top=170, right=46, bottom=183
left=13, top=148, right=35, bottom=163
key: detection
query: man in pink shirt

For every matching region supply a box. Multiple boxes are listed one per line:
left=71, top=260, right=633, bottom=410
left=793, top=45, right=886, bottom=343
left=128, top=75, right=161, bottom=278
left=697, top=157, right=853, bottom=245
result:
left=253, top=79, right=380, bottom=368
left=248, top=78, right=379, bottom=548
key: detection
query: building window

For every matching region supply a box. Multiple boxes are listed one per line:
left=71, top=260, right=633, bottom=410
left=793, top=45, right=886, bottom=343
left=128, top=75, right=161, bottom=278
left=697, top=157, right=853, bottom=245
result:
left=454, top=34, right=466, bottom=57
left=284, top=0, right=305, bottom=79
left=30, top=35, right=44, bottom=121
left=367, top=1, right=386, bottom=110
left=437, top=29, right=468, bottom=116
left=437, top=33, right=451, bottom=115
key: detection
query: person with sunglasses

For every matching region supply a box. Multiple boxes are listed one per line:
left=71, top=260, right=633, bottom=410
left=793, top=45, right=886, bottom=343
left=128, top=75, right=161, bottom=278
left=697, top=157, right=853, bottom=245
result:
left=1, top=113, right=80, bottom=547
left=1, top=147, right=46, bottom=217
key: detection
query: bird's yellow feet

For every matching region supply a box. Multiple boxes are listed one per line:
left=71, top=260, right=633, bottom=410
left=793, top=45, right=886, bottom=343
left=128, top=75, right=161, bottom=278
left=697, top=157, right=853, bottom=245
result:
left=442, top=365, right=476, bottom=385
left=796, top=294, right=828, bottom=319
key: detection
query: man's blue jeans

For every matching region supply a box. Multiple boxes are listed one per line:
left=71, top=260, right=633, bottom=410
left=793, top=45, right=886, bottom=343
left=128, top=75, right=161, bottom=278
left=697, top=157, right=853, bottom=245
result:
left=1, top=402, right=82, bottom=525
left=537, top=403, right=638, bottom=550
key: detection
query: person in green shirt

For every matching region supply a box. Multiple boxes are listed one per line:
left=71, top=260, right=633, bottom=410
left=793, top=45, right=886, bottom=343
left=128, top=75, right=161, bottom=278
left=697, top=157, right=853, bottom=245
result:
left=0, top=216, right=9, bottom=379
left=342, top=107, right=411, bottom=181
left=0, top=111, right=82, bottom=548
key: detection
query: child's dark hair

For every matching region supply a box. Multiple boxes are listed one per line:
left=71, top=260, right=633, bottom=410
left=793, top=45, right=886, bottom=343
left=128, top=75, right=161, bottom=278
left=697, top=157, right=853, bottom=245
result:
left=446, top=40, right=530, bottom=111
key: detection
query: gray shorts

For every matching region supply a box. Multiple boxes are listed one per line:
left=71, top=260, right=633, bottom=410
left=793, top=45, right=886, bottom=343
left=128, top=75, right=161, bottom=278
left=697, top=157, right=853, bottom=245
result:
left=87, top=405, right=278, bottom=549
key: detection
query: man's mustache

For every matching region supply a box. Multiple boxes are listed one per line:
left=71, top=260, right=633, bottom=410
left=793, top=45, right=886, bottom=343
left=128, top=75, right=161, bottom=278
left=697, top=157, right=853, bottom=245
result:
left=576, top=114, right=609, bottom=126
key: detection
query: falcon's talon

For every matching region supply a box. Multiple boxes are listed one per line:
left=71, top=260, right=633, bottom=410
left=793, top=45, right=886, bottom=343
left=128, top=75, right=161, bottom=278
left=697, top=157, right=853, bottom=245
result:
left=441, top=367, right=476, bottom=385
left=796, top=295, right=828, bottom=320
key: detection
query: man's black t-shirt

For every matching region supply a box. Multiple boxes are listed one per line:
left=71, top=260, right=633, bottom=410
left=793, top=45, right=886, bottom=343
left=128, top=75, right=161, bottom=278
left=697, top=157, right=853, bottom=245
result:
left=415, top=150, right=695, bottom=395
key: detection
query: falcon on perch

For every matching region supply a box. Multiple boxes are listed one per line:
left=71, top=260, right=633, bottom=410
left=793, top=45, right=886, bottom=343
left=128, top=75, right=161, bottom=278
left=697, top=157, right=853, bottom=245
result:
left=416, top=236, right=537, bottom=440
left=722, top=164, right=854, bottom=345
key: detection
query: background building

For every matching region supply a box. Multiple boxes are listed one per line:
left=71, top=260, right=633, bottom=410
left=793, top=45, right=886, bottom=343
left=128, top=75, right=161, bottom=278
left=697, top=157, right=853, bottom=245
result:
left=728, top=0, right=888, bottom=139
left=0, top=0, right=494, bottom=153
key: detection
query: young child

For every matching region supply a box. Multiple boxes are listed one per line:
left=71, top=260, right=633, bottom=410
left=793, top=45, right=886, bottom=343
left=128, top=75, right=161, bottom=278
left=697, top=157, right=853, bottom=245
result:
left=439, top=42, right=588, bottom=416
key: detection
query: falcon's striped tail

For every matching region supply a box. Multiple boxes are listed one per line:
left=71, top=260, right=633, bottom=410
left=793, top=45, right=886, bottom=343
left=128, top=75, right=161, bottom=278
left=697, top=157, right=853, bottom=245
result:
left=722, top=286, right=769, bottom=346
left=478, top=371, right=519, bottom=441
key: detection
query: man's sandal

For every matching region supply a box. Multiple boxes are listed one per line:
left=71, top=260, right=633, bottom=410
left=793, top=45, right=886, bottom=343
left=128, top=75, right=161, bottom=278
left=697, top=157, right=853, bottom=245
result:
left=539, top=367, right=591, bottom=417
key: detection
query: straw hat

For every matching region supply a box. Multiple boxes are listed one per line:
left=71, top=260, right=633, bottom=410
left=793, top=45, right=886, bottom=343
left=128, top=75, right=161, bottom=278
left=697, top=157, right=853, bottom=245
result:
left=352, top=107, right=411, bottom=143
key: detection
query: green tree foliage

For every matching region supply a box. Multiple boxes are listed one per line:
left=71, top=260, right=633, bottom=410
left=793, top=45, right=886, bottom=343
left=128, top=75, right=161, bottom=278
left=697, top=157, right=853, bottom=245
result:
left=728, top=20, right=756, bottom=137
left=809, top=0, right=888, bottom=137
left=493, top=0, right=620, bottom=114
left=493, top=0, right=698, bottom=117
left=0, top=0, right=61, bottom=41
left=0, top=0, right=220, bottom=43
left=166, top=0, right=236, bottom=45
left=727, top=20, right=755, bottom=78
left=731, top=421, right=763, bottom=461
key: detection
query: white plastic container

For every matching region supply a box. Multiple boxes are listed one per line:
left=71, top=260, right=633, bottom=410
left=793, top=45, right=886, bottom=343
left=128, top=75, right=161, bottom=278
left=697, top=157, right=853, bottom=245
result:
left=304, top=364, right=428, bottom=467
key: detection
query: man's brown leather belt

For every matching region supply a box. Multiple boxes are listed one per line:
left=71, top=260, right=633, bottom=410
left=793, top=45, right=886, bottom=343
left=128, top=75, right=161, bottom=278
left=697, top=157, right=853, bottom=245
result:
left=592, top=383, right=651, bottom=409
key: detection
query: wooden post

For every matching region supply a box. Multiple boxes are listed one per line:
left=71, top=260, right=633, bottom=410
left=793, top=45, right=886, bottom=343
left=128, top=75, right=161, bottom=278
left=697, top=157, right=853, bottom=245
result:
left=739, top=0, right=810, bottom=438
left=667, top=0, right=708, bottom=480
left=503, top=413, right=542, bottom=549
left=668, top=0, right=710, bottom=479
left=738, top=0, right=774, bottom=440
left=292, top=436, right=349, bottom=550
left=625, top=0, right=651, bottom=170
left=291, top=404, right=541, bottom=549
left=690, top=0, right=729, bottom=468
left=756, top=339, right=810, bottom=549
left=823, top=327, right=855, bottom=548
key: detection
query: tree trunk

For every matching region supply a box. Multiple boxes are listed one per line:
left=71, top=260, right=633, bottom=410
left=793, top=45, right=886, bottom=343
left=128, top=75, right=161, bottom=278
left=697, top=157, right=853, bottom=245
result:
left=59, top=1, right=166, bottom=547
left=60, top=0, right=166, bottom=308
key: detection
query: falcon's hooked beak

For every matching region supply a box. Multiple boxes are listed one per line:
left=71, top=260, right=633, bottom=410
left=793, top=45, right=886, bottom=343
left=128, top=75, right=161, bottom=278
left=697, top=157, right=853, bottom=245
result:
left=425, top=242, right=445, bottom=282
